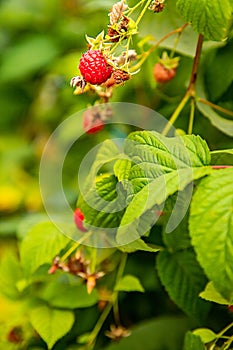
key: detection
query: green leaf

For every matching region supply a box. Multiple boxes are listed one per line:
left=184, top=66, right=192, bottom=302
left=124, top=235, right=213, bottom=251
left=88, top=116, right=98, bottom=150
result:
left=118, top=239, right=160, bottom=253
left=183, top=331, right=206, bottom=350
left=162, top=190, right=192, bottom=251
left=157, top=250, right=210, bottom=320
left=105, top=316, right=193, bottom=350
left=42, top=279, right=98, bottom=309
left=199, top=282, right=230, bottom=305
left=0, top=251, right=22, bottom=299
left=205, top=41, right=233, bottom=101
left=211, top=149, right=233, bottom=166
left=193, top=328, right=217, bottom=343
left=29, top=305, right=74, bottom=349
left=190, top=168, right=233, bottom=300
left=196, top=71, right=233, bottom=136
left=176, top=0, right=232, bottom=41
left=114, top=158, right=132, bottom=181
left=78, top=174, right=125, bottom=229
left=125, top=132, right=210, bottom=192
left=20, top=222, right=70, bottom=276
left=115, top=275, right=145, bottom=293
left=117, top=167, right=212, bottom=246
left=0, top=35, right=59, bottom=82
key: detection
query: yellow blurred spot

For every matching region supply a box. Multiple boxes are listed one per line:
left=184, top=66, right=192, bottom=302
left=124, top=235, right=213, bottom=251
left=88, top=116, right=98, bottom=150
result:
left=0, top=186, right=22, bottom=212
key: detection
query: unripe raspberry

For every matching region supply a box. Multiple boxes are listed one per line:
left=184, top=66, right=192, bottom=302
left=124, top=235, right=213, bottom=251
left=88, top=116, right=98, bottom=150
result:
left=74, top=208, right=87, bottom=232
left=153, top=63, right=176, bottom=83
left=79, top=50, right=113, bottom=85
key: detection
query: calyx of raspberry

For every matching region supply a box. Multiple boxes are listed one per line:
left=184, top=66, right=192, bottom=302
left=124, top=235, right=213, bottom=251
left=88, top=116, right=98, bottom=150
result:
left=158, top=51, right=180, bottom=70
left=79, top=50, right=113, bottom=85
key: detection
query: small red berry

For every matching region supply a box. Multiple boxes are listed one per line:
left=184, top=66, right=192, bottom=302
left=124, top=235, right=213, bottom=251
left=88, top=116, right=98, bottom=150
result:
left=82, top=109, right=105, bottom=134
left=153, top=62, right=176, bottom=83
left=228, top=305, right=233, bottom=313
left=74, top=208, right=87, bottom=232
left=79, top=50, right=113, bottom=85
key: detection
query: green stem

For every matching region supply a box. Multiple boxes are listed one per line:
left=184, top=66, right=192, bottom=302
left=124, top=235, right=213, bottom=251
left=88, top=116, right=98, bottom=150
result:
left=197, top=98, right=233, bottom=118
left=162, top=34, right=203, bottom=135
left=135, top=0, right=152, bottom=26
left=60, top=231, right=92, bottom=262
left=86, top=253, right=128, bottom=348
left=162, top=92, right=190, bottom=135
left=188, top=97, right=195, bottom=134
left=87, top=302, right=113, bottom=348
left=218, top=322, right=233, bottom=338
left=130, top=23, right=188, bottom=73
left=113, top=253, right=128, bottom=324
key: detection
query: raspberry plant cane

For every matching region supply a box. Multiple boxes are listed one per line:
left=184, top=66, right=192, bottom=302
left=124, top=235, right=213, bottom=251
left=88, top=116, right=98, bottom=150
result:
left=66, top=1, right=233, bottom=349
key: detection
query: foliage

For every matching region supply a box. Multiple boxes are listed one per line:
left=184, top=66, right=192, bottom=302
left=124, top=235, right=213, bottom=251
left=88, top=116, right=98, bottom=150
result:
left=0, top=0, right=233, bottom=350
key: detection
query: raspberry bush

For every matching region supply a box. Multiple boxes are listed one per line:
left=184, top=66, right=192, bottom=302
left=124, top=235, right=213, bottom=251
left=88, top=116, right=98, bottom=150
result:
left=0, top=1, right=233, bottom=350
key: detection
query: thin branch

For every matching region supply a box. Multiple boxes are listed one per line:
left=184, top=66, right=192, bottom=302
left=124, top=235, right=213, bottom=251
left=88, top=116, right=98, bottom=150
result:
left=188, top=97, right=195, bottom=134
left=162, top=34, right=203, bottom=134
left=197, top=98, right=233, bottom=118
left=188, top=34, right=204, bottom=92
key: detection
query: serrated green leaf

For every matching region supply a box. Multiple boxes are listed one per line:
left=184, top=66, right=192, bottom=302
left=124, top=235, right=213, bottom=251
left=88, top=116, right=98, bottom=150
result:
left=78, top=174, right=125, bottom=229
left=211, top=149, right=233, bottom=166
left=124, top=131, right=210, bottom=194
left=117, top=167, right=212, bottom=246
left=183, top=331, right=206, bottom=350
left=176, top=0, right=232, bottom=41
left=190, top=168, right=233, bottom=300
left=157, top=250, right=210, bottom=320
left=29, top=305, right=74, bottom=349
left=20, top=222, right=70, bottom=276
left=115, top=275, right=145, bottom=293
left=199, top=282, right=230, bottom=305
left=42, top=280, right=98, bottom=309
left=0, top=251, right=22, bottom=299
left=193, top=328, right=217, bottom=343
left=114, top=159, right=132, bottom=181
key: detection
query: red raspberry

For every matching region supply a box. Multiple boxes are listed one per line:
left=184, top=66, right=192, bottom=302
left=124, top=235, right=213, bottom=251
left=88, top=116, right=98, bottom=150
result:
left=153, top=63, right=176, bottom=83
left=82, top=109, right=105, bottom=134
left=79, top=50, right=113, bottom=85
left=74, top=208, right=87, bottom=232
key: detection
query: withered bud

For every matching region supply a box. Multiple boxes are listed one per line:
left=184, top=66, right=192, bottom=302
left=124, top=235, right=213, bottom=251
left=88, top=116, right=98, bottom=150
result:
left=113, top=69, right=131, bottom=84
left=149, top=0, right=165, bottom=13
left=109, top=0, right=128, bottom=25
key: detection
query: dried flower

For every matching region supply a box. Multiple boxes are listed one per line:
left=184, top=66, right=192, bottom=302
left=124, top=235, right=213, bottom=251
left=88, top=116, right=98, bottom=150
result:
left=78, top=270, right=105, bottom=294
left=109, top=0, right=128, bottom=25
left=149, top=0, right=165, bottom=13
left=105, top=324, right=131, bottom=341
left=113, top=69, right=131, bottom=84
left=116, top=49, right=137, bottom=65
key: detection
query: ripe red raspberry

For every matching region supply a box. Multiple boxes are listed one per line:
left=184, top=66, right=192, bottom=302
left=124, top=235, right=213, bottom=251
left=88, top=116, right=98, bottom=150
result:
left=74, top=208, right=87, bottom=232
left=83, top=109, right=105, bottom=134
left=153, top=63, right=176, bottom=83
left=79, top=50, right=113, bottom=85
